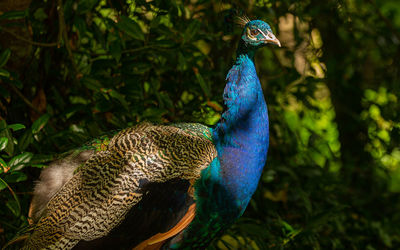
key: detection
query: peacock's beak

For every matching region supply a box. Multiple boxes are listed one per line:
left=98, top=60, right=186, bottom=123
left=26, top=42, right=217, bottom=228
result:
left=261, top=30, right=281, bottom=47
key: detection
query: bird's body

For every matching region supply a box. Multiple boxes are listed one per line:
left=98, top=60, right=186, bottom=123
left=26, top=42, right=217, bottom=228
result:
left=23, top=18, right=280, bottom=249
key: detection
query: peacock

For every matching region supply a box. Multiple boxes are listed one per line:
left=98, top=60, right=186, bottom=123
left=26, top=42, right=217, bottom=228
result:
left=22, top=16, right=281, bottom=249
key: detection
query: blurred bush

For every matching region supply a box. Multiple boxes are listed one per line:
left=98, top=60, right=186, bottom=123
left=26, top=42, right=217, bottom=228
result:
left=0, top=0, right=399, bottom=249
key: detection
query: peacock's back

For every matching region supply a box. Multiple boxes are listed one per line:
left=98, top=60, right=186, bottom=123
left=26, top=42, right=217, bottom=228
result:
left=25, top=122, right=217, bottom=249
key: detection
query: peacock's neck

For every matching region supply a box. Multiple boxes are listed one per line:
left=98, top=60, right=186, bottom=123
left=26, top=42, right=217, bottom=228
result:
left=211, top=43, right=269, bottom=214
left=180, top=43, right=270, bottom=247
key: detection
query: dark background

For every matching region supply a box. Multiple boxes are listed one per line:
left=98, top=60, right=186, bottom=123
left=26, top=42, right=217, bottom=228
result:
left=0, top=0, right=399, bottom=249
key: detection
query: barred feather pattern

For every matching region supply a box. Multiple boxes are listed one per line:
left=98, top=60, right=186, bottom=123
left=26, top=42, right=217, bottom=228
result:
left=23, top=123, right=217, bottom=250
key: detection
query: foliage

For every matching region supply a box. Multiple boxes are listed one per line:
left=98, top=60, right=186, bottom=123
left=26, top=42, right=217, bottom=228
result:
left=0, top=0, right=399, bottom=249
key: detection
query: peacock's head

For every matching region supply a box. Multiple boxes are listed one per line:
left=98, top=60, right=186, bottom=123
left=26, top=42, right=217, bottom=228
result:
left=240, top=19, right=281, bottom=48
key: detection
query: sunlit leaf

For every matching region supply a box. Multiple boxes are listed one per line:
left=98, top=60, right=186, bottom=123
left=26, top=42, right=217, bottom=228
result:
left=7, top=124, right=25, bottom=131
left=115, top=16, right=144, bottom=41
left=8, top=152, right=33, bottom=171
left=284, top=111, right=299, bottom=132
left=0, top=120, right=14, bottom=156
left=0, top=137, right=8, bottom=151
left=0, top=157, right=8, bottom=173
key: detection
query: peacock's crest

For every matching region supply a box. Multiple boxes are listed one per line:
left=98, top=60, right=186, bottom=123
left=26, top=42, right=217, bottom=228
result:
left=234, top=14, right=251, bottom=27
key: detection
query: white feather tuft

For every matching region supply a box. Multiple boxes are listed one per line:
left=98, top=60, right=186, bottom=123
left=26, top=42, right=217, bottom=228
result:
left=29, top=150, right=94, bottom=223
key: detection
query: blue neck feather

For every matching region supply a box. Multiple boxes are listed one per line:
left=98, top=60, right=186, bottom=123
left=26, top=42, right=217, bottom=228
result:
left=211, top=40, right=270, bottom=214
left=175, top=40, right=271, bottom=248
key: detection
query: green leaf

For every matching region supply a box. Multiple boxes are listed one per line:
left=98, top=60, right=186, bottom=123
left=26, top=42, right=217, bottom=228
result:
left=159, top=92, right=173, bottom=109
left=281, top=220, right=294, bottom=233
left=73, top=17, right=87, bottom=37
left=31, top=154, right=56, bottom=164
left=0, top=49, right=11, bottom=68
left=0, top=176, right=22, bottom=216
left=8, top=152, right=33, bottom=171
left=7, top=123, right=25, bottom=131
left=142, top=107, right=167, bottom=120
left=184, top=20, right=200, bottom=43
left=6, top=200, right=20, bottom=217
left=0, top=157, right=7, bottom=174
left=115, top=16, right=144, bottom=41
left=108, top=89, right=129, bottom=109
left=32, top=114, right=50, bottom=134
left=4, top=171, right=28, bottom=183
left=0, top=120, right=14, bottom=156
left=130, top=62, right=152, bottom=75
left=193, top=68, right=211, bottom=97
left=33, top=8, right=48, bottom=21
left=18, top=129, right=33, bottom=152
left=31, top=164, right=47, bottom=168
left=77, top=0, right=99, bottom=14
left=109, top=40, right=122, bottom=62
left=284, top=111, right=299, bottom=132
left=0, top=10, right=27, bottom=20
left=0, top=68, right=10, bottom=78
left=81, top=76, right=102, bottom=91
left=0, top=137, right=8, bottom=151
left=0, top=177, right=6, bottom=190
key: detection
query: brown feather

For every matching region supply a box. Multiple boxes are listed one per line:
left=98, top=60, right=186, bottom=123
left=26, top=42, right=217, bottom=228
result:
left=133, top=204, right=196, bottom=250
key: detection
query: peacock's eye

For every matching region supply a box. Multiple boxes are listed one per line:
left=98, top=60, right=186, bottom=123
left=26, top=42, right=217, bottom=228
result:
left=250, top=29, right=260, bottom=36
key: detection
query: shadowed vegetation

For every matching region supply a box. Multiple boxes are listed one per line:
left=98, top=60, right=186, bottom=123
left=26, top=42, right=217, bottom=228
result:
left=0, top=0, right=399, bottom=249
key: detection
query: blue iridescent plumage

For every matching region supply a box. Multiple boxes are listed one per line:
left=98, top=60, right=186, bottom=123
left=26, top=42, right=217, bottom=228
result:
left=176, top=19, right=280, bottom=248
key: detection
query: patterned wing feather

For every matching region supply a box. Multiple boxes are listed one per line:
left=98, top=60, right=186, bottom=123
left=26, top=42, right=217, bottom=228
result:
left=24, top=123, right=216, bottom=249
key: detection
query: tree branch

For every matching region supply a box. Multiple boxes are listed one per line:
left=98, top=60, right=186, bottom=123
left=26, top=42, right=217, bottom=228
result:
left=0, top=27, right=58, bottom=47
left=1, top=81, right=43, bottom=115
